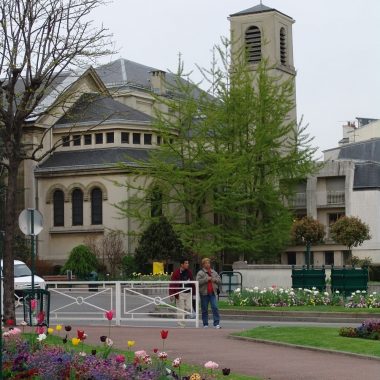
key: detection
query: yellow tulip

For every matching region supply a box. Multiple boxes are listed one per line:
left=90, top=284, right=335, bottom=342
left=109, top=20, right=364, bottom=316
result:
left=56, top=324, right=62, bottom=331
left=127, top=340, right=135, bottom=347
left=47, top=327, right=54, bottom=334
left=72, top=337, right=80, bottom=346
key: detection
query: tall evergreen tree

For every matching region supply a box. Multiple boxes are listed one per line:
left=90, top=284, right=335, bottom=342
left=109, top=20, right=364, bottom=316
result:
left=117, top=41, right=318, bottom=262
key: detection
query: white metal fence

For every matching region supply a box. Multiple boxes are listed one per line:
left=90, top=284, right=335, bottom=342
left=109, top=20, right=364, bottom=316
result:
left=44, top=280, right=199, bottom=327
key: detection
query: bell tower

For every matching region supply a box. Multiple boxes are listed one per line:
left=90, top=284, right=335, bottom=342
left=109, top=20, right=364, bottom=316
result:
left=229, top=3, right=297, bottom=122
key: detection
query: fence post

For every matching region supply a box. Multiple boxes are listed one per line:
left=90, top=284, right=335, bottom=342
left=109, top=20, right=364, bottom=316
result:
left=195, top=281, right=199, bottom=328
left=115, top=281, right=121, bottom=326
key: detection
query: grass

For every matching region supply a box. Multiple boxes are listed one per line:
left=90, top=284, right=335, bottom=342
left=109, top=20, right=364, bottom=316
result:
left=235, top=326, right=380, bottom=358
left=218, top=301, right=380, bottom=313
left=19, top=334, right=259, bottom=380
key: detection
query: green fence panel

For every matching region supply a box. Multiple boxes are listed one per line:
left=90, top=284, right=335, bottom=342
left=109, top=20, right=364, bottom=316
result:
left=219, top=271, right=243, bottom=298
left=291, top=266, right=326, bottom=291
left=331, top=266, right=368, bottom=296
left=22, top=289, right=51, bottom=327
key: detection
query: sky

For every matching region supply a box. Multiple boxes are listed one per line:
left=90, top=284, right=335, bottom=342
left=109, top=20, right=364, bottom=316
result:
left=92, top=0, right=380, bottom=157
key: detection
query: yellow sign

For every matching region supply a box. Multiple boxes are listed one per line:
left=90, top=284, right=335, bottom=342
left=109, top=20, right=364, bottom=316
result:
left=153, top=261, right=164, bottom=274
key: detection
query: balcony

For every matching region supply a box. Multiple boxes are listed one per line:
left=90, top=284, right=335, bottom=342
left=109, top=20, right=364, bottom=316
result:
left=287, top=192, right=306, bottom=208
left=317, top=191, right=345, bottom=207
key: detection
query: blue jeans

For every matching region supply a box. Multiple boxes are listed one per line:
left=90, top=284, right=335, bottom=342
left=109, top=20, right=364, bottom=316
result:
left=200, top=294, right=220, bottom=326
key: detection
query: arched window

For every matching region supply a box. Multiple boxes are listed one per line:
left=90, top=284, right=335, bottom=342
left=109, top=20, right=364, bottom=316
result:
left=53, top=190, right=64, bottom=227
left=91, top=188, right=103, bottom=225
left=151, top=188, right=163, bottom=217
left=280, top=27, right=287, bottom=65
left=72, top=188, right=83, bottom=226
left=245, top=26, right=261, bottom=64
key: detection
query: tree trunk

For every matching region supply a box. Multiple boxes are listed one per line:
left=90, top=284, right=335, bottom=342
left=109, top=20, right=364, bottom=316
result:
left=2, top=159, right=20, bottom=322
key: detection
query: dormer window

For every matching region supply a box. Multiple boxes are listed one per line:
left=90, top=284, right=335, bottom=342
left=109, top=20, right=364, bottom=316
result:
left=280, top=27, right=287, bottom=65
left=245, top=25, right=261, bottom=64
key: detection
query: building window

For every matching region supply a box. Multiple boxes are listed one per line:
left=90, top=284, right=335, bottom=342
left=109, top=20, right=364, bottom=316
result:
left=325, top=251, right=334, bottom=266
left=245, top=25, right=261, bottom=63
left=53, top=190, right=64, bottom=227
left=91, top=188, right=103, bottom=225
left=84, top=134, right=92, bottom=145
left=343, top=250, right=351, bottom=265
left=121, top=132, right=129, bottom=143
left=287, top=252, right=296, bottom=265
left=133, top=133, right=141, bottom=144
left=280, top=27, right=287, bottom=65
left=151, top=188, right=162, bottom=217
left=95, top=133, right=103, bottom=144
left=144, top=134, right=152, bottom=145
left=62, top=136, right=70, bottom=147
left=157, top=136, right=161, bottom=145
left=72, top=189, right=83, bottom=226
left=106, top=132, right=114, bottom=143
left=73, top=135, right=81, bottom=146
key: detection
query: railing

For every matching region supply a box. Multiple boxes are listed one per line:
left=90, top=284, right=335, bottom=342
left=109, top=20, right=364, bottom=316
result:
left=287, top=192, right=306, bottom=208
left=33, top=281, right=200, bottom=327
left=317, top=191, right=345, bottom=206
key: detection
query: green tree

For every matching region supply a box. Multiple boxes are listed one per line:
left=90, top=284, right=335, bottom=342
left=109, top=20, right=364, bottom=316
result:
left=62, top=245, right=98, bottom=280
left=134, top=216, right=184, bottom=272
left=0, top=0, right=112, bottom=320
left=117, top=41, right=317, bottom=262
left=291, top=217, right=325, bottom=267
left=330, top=216, right=371, bottom=257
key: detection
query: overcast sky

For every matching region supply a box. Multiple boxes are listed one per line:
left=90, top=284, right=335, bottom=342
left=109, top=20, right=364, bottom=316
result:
left=92, top=0, right=380, bottom=157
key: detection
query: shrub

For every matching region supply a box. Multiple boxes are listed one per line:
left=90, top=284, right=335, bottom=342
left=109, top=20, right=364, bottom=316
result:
left=121, top=255, right=138, bottom=279
left=339, top=319, right=380, bottom=340
left=62, top=245, right=98, bottom=280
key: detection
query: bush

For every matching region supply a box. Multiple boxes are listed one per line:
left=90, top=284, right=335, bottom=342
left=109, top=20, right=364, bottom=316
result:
left=339, top=320, right=380, bottom=340
left=62, top=245, right=98, bottom=280
left=121, top=255, right=138, bottom=279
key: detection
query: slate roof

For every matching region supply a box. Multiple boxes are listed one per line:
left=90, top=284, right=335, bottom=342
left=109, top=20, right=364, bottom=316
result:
left=36, top=147, right=151, bottom=172
left=354, top=162, right=380, bottom=189
left=56, top=93, right=151, bottom=125
left=96, top=58, right=204, bottom=99
left=230, top=3, right=292, bottom=19
left=338, top=138, right=380, bottom=162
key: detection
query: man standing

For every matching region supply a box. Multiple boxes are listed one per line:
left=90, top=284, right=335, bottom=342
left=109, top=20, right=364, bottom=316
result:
left=169, top=258, right=194, bottom=327
left=196, top=258, right=221, bottom=328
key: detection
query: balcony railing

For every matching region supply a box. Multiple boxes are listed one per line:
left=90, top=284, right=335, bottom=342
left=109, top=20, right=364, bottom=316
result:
left=288, top=192, right=306, bottom=208
left=327, top=191, right=345, bottom=205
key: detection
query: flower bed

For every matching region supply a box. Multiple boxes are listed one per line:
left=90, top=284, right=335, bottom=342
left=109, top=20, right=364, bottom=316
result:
left=1, top=313, right=233, bottom=379
left=339, top=319, right=380, bottom=340
left=229, top=287, right=380, bottom=309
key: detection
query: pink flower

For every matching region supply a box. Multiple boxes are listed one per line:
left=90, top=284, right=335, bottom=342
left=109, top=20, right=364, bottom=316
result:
left=30, top=299, right=37, bottom=311
left=135, top=350, right=147, bottom=359
left=143, top=355, right=152, bottom=365
left=204, top=361, right=219, bottom=369
left=36, top=311, right=45, bottom=324
left=172, top=357, right=182, bottom=367
left=115, top=354, right=125, bottom=363
left=105, top=310, right=114, bottom=321
left=158, top=351, right=168, bottom=360
left=8, top=328, right=21, bottom=336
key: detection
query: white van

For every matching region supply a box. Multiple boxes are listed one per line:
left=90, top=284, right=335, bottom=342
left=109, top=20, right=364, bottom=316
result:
left=1, top=260, right=46, bottom=295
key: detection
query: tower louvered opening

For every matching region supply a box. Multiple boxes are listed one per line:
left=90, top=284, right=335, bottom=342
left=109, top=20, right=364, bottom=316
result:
left=280, top=27, right=287, bottom=65
left=245, top=26, right=261, bottom=63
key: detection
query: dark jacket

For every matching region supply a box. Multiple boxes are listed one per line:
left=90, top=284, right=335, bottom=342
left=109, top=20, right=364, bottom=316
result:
left=169, top=268, right=195, bottom=299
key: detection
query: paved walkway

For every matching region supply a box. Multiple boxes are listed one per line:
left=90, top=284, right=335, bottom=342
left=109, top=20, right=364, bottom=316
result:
left=75, top=325, right=380, bottom=380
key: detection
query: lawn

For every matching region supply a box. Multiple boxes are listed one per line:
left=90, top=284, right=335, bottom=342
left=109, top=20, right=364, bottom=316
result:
left=235, top=326, right=380, bottom=358
left=218, top=301, right=380, bottom=313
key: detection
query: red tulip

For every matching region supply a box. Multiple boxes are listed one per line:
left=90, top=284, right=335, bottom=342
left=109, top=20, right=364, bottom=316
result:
left=35, top=326, right=45, bottom=334
left=153, top=348, right=158, bottom=353
left=36, top=311, right=45, bottom=325
left=160, top=330, right=169, bottom=340
left=77, top=330, right=85, bottom=340
left=105, top=310, right=114, bottom=321
left=30, top=299, right=37, bottom=311
left=6, top=319, right=14, bottom=326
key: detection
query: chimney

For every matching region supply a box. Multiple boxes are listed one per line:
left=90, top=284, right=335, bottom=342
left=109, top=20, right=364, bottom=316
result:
left=149, top=70, right=166, bottom=95
left=342, top=121, right=356, bottom=140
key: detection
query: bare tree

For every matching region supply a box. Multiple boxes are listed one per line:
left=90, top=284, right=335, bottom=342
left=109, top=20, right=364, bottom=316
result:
left=0, top=0, right=113, bottom=320
left=84, top=232, right=125, bottom=278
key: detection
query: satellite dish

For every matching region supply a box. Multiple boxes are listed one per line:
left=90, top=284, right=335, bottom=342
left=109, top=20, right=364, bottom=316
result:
left=18, top=209, right=43, bottom=236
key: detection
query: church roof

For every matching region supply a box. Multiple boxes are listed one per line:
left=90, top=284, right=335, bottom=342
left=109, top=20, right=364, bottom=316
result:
left=230, top=3, right=292, bottom=20
left=36, top=147, right=151, bottom=173
left=55, top=93, right=151, bottom=126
